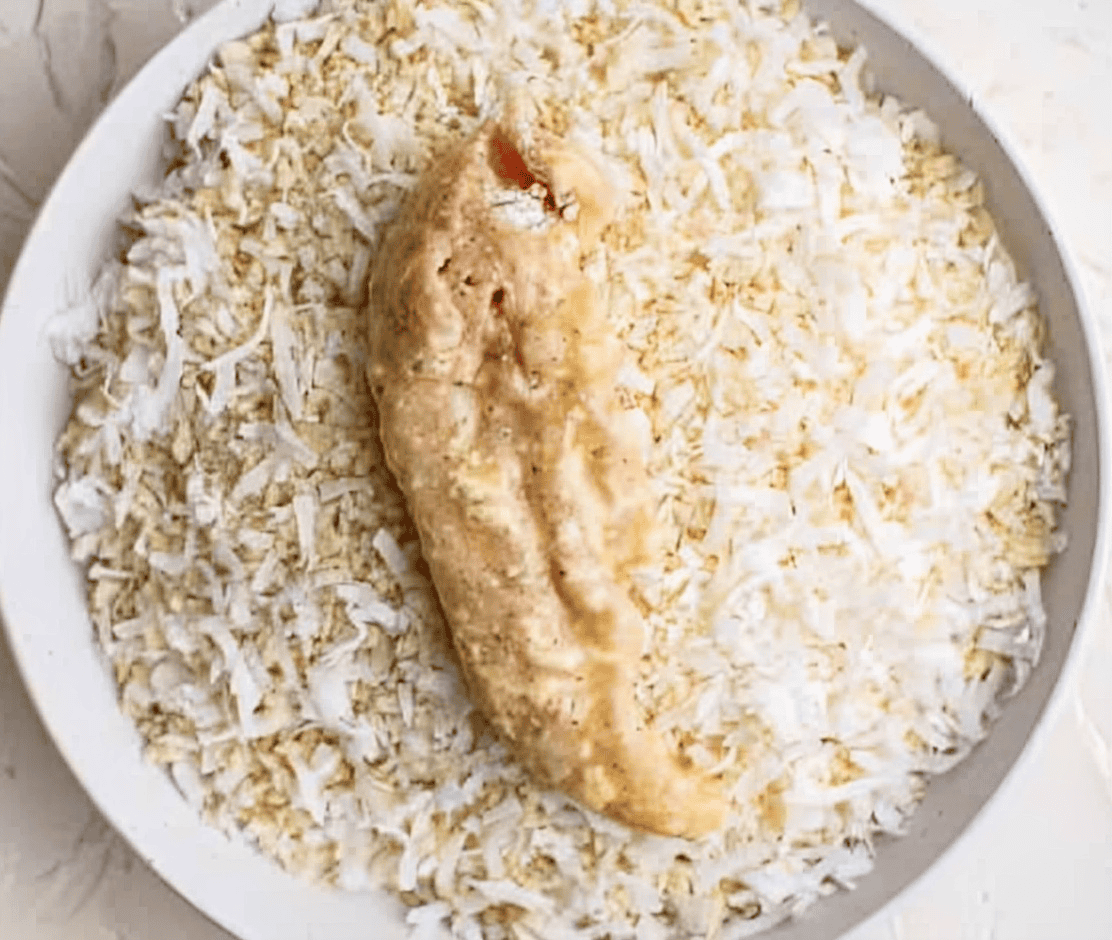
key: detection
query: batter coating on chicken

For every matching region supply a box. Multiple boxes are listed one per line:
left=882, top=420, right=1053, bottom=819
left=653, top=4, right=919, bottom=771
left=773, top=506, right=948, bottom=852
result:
left=366, top=124, right=728, bottom=838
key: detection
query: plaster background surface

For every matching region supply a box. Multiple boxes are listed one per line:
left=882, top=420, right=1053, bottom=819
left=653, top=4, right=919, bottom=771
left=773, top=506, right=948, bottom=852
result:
left=1, top=2, right=1109, bottom=938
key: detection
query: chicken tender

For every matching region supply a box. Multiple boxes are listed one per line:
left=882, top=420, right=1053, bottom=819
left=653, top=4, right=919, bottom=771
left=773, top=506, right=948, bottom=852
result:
left=366, top=124, right=728, bottom=838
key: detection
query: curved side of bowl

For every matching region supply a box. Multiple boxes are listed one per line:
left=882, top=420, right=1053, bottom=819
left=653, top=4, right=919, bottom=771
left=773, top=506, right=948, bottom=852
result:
left=763, top=2, right=1112, bottom=939
left=0, top=2, right=409, bottom=939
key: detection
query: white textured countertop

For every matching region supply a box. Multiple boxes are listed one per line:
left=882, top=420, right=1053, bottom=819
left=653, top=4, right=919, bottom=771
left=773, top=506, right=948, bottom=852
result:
left=1, top=1, right=1110, bottom=938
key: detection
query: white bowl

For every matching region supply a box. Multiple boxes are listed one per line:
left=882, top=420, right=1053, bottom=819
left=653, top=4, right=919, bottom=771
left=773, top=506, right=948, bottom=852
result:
left=0, top=2, right=1107, bottom=939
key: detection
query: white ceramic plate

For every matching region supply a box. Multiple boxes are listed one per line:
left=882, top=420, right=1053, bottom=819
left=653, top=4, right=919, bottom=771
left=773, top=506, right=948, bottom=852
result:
left=0, top=2, right=1107, bottom=939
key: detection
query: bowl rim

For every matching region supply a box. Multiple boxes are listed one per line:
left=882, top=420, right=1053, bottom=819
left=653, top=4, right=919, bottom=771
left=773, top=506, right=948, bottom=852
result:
left=1, top=1, right=1109, bottom=939
left=0, top=2, right=289, bottom=937
left=806, top=0, right=1112, bottom=934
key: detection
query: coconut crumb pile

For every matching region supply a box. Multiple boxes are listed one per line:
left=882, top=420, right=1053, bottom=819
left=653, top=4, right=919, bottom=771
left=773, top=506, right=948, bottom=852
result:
left=50, top=0, right=1070, bottom=937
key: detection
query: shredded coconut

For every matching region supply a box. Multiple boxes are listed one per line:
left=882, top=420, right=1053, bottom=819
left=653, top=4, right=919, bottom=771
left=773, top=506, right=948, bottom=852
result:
left=51, top=0, right=1070, bottom=936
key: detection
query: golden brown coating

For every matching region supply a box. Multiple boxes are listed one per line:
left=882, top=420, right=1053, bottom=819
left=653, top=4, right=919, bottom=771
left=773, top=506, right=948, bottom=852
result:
left=366, top=124, right=727, bottom=838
